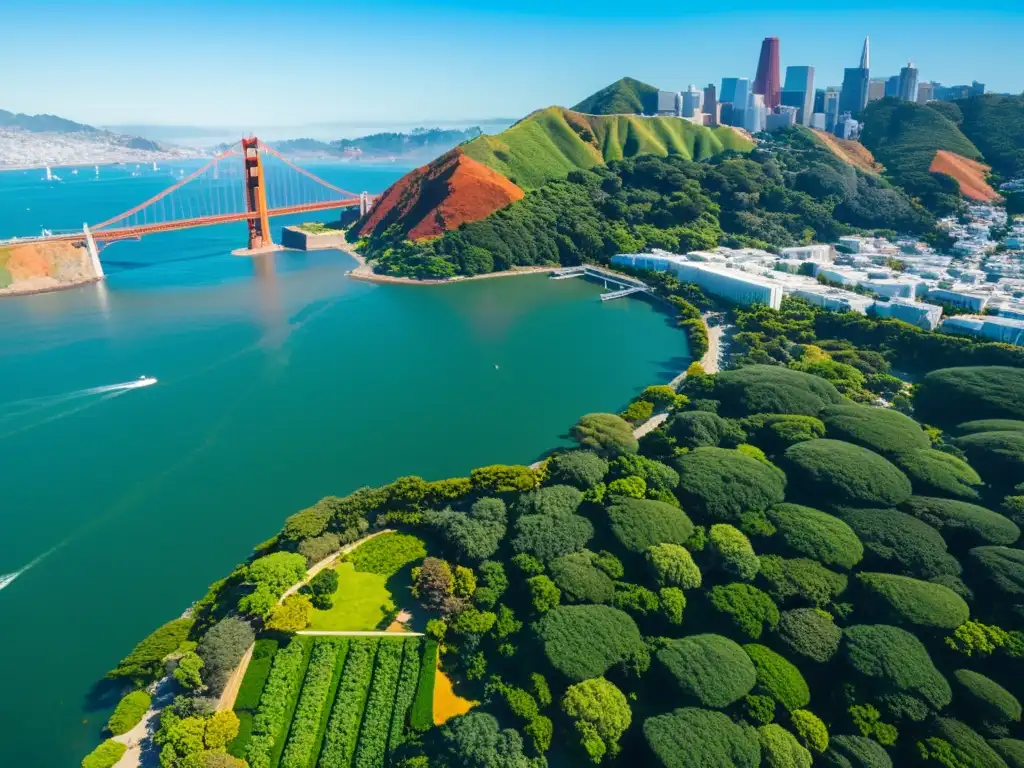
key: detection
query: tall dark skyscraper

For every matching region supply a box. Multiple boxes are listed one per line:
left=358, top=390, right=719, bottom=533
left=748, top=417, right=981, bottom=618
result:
left=753, top=36, right=782, bottom=109
left=781, top=65, right=815, bottom=126
left=898, top=62, right=919, bottom=102
left=720, top=77, right=740, bottom=104
left=839, top=36, right=870, bottom=117
left=704, top=83, right=719, bottom=126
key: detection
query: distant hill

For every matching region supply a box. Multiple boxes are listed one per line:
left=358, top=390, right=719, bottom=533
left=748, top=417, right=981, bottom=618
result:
left=572, top=77, right=660, bottom=116
left=955, top=94, right=1024, bottom=179
left=0, top=109, right=98, bottom=134
left=859, top=98, right=983, bottom=213
left=273, top=126, right=482, bottom=162
left=357, top=107, right=752, bottom=241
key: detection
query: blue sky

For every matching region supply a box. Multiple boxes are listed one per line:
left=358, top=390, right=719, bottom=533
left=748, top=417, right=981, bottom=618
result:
left=1, top=0, right=1020, bottom=128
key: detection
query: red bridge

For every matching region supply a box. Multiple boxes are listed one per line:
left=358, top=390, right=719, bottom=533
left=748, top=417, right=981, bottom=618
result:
left=6, top=137, right=375, bottom=252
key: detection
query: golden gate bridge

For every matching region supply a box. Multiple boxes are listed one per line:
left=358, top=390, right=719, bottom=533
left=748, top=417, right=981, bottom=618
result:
left=1, top=137, right=376, bottom=256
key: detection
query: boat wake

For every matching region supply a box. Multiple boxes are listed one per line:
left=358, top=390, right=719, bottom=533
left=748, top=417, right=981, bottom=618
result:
left=0, top=376, right=157, bottom=439
left=0, top=542, right=67, bottom=593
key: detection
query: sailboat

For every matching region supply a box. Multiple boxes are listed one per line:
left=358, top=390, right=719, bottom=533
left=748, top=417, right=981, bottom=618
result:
left=152, top=161, right=159, bottom=172
left=71, top=168, right=78, bottom=175
left=43, top=166, right=53, bottom=181
left=94, top=165, right=100, bottom=178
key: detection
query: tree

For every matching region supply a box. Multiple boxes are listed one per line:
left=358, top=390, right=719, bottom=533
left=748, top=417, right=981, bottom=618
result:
left=821, top=735, right=893, bottom=768
left=308, top=568, right=339, bottom=610
left=512, top=510, right=594, bottom=563
left=535, top=605, right=646, bottom=682
left=714, top=364, right=842, bottom=417
left=895, top=450, right=984, bottom=501
left=674, top=448, right=786, bottom=521
left=819, top=404, right=930, bottom=456
left=173, top=652, right=204, bottom=690
left=547, top=451, right=609, bottom=490
left=528, top=575, right=561, bottom=614
left=657, top=634, right=757, bottom=709
left=203, top=711, right=239, bottom=750
left=561, top=678, right=632, bottom=763
left=791, top=710, right=829, bottom=754
left=659, top=587, right=686, bottom=625
left=238, top=586, right=278, bottom=619
left=429, top=712, right=534, bottom=768
left=644, top=707, right=761, bottom=768
left=82, top=740, right=128, bottom=768
left=549, top=551, right=615, bottom=604
left=195, top=617, right=254, bottom=695
left=708, top=524, right=760, bottom=581
left=757, top=556, right=848, bottom=607
left=953, top=431, right=1024, bottom=488
left=647, top=543, right=702, bottom=589
left=901, top=497, right=1019, bottom=550
left=413, top=557, right=458, bottom=615
left=837, top=507, right=961, bottom=580
left=915, top=367, right=1024, bottom=427
left=570, top=413, right=639, bottom=457
left=426, top=498, right=507, bottom=562
left=245, top=552, right=308, bottom=595
left=765, top=504, right=864, bottom=570
left=917, top=718, right=1010, bottom=768
left=297, top=533, right=342, bottom=568
left=952, top=669, right=1022, bottom=736
left=758, top=724, right=812, bottom=768
left=744, top=644, right=810, bottom=711
left=668, top=410, right=746, bottom=449
left=608, top=498, right=694, bottom=554
left=266, top=594, right=312, bottom=633
left=607, top=476, right=645, bottom=499
left=966, top=546, right=1024, bottom=604
left=106, top=690, right=152, bottom=736
left=777, top=608, right=842, bottom=663
left=106, top=618, right=194, bottom=685
left=743, top=414, right=826, bottom=454
left=708, top=583, right=780, bottom=639
left=784, top=440, right=912, bottom=508
left=454, top=565, right=477, bottom=598
left=856, top=572, right=969, bottom=629
left=469, top=465, right=538, bottom=494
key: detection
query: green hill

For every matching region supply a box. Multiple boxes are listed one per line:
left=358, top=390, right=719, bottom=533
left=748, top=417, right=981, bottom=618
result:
left=859, top=98, right=982, bottom=213
left=955, top=94, right=1024, bottom=179
left=572, top=77, right=660, bottom=115
left=461, top=107, right=751, bottom=190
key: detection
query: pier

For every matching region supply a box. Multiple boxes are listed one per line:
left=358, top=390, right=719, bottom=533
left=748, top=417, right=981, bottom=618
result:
left=551, top=264, right=652, bottom=301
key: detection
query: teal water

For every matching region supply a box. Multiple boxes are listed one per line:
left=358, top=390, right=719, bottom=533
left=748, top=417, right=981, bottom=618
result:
left=0, top=162, right=689, bottom=766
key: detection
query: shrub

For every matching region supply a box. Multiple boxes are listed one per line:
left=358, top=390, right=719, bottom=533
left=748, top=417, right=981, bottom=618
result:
left=607, top=498, right=694, bottom=554
left=347, top=533, right=426, bottom=576
left=991, top=739, right=1024, bottom=768
left=352, top=640, right=403, bottom=768
left=433, top=712, right=534, bottom=766
left=280, top=504, right=332, bottom=542
left=548, top=551, right=614, bottom=604
left=766, top=504, right=864, bottom=570
left=668, top=410, right=746, bottom=449
left=743, top=414, right=827, bottom=454
left=836, top=507, right=961, bottom=579
left=966, top=546, right=1024, bottom=602
left=777, top=608, right=842, bottom=662
left=856, top=572, right=969, bottom=629
left=708, top=524, right=760, bottom=581
left=820, top=404, right=929, bottom=456
left=915, top=367, right=1024, bottom=427
left=424, top=477, right=473, bottom=506
left=266, top=594, right=312, bottom=633
left=612, top=582, right=660, bottom=617
left=316, top=639, right=378, bottom=766
left=791, top=710, right=829, bottom=754
left=535, top=605, right=646, bottom=682
left=674, top=448, right=786, bottom=521
left=561, top=677, right=632, bottom=762
left=608, top=476, right=646, bottom=499
left=514, top=484, right=585, bottom=517
left=470, top=464, right=538, bottom=493
left=957, top=419, right=1024, bottom=436
left=952, top=669, right=1021, bottom=733
left=297, top=533, right=342, bottom=568
left=279, top=638, right=345, bottom=768
left=106, top=689, right=151, bottom=735
left=547, top=451, right=609, bottom=490
left=609, top=454, right=680, bottom=492
left=758, top=723, right=812, bottom=768
left=842, top=624, right=952, bottom=720
left=409, top=639, right=438, bottom=732
left=82, top=739, right=127, bottom=768
left=246, top=552, right=308, bottom=595
left=902, top=496, right=1019, bottom=550
left=106, top=618, right=194, bottom=684
left=643, top=707, right=761, bottom=768
left=744, top=644, right=810, bottom=711
left=758, top=555, right=848, bottom=607
left=659, top=587, right=686, bottom=624
left=715, top=364, right=842, bottom=417
left=512, top=511, right=594, bottom=563
left=247, top=638, right=308, bottom=768
left=528, top=575, right=562, bottom=614
left=708, top=583, right=780, bottom=639
left=571, top=413, right=639, bottom=457
left=895, top=450, right=983, bottom=501
left=197, top=617, right=255, bottom=696
left=746, top=694, right=777, bottom=725
left=821, top=735, right=893, bottom=768
left=954, top=431, right=1024, bottom=486
left=918, top=718, right=1009, bottom=768
left=784, top=440, right=912, bottom=508
left=647, top=543, right=702, bottom=589
left=657, top=634, right=757, bottom=708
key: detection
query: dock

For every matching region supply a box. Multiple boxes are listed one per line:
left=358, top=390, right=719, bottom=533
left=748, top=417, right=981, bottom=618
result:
left=551, top=264, right=652, bottom=301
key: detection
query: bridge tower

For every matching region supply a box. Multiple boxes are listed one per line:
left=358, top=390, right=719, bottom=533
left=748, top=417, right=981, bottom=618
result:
left=241, top=137, right=272, bottom=249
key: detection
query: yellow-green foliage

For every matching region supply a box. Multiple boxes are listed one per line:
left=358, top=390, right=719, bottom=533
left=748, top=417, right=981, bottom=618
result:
left=461, top=107, right=751, bottom=191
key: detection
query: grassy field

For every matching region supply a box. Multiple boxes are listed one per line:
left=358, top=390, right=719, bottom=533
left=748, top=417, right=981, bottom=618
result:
left=461, top=107, right=752, bottom=191
left=306, top=562, right=394, bottom=632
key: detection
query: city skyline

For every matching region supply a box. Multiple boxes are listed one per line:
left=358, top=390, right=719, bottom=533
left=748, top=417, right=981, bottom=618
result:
left=0, top=0, right=1021, bottom=126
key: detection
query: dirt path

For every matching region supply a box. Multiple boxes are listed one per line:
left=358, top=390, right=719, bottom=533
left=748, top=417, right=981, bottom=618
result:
left=111, top=676, right=177, bottom=768
left=216, top=642, right=254, bottom=712
left=280, top=529, right=395, bottom=602
left=296, top=630, right=424, bottom=637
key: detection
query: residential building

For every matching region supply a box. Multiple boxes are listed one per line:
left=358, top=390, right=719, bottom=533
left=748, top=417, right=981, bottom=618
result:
left=868, top=78, right=887, bottom=102
left=656, top=91, right=681, bottom=116
left=898, top=62, right=919, bottom=102
left=682, top=85, right=703, bottom=118
left=927, top=287, right=990, bottom=312
left=781, top=244, right=833, bottom=262
left=781, top=65, right=815, bottom=125
left=809, top=113, right=827, bottom=130
left=940, top=315, right=1024, bottom=345
left=917, top=81, right=935, bottom=102
left=611, top=252, right=784, bottom=309
left=835, top=113, right=860, bottom=140
left=792, top=287, right=875, bottom=314
left=767, top=107, right=799, bottom=132
left=703, top=84, right=719, bottom=126
left=753, top=36, right=782, bottom=109
left=720, top=77, right=740, bottom=105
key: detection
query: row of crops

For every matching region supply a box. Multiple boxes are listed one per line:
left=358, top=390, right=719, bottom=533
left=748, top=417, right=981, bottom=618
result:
left=230, top=635, right=429, bottom=768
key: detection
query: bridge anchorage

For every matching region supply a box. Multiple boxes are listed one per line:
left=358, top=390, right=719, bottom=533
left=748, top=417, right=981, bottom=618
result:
left=0, top=137, right=380, bottom=259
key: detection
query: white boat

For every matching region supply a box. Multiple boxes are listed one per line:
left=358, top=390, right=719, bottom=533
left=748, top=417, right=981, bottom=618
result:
left=42, top=166, right=52, bottom=181
left=71, top=168, right=78, bottom=175
left=152, top=161, right=158, bottom=171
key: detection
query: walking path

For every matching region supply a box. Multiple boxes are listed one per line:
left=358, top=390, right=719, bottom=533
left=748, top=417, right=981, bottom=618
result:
left=296, top=630, right=424, bottom=637
left=281, top=529, right=394, bottom=602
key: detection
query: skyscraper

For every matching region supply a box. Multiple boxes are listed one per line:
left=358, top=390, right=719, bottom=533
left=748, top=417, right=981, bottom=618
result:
left=885, top=75, right=901, bottom=98
left=899, top=62, right=919, bottom=102
left=813, top=89, right=826, bottom=114
left=731, top=78, right=752, bottom=128
left=703, top=84, right=719, bottom=126
left=839, top=36, right=870, bottom=117
left=753, top=36, right=782, bottom=109
left=917, top=81, right=935, bottom=103
left=682, top=85, right=703, bottom=117
left=824, top=88, right=841, bottom=132
left=781, top=65, right=815, bottom=126
left=868, top=78, right=887, bottom=102
left=720, top=77, right=740, bottom=105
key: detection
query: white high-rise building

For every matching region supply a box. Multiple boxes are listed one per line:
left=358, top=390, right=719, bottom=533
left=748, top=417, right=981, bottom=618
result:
left=681, top=85, right=703, bottom=117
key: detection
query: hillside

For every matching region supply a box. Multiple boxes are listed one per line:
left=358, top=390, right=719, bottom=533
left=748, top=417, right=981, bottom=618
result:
left=571, top=76, right=659, bottom=115
left=929, top=150, right=1000, bottom=202
left=0, top=109, right=99, bottom=133
left=808, top=127, right=882, bottom=174
left=955, top=93, right=1024, bottom=179
left=274, top=126, right=483, bottom=162
left=859, top=98, right=983, bottom=214
left=357, top=149, right=524, bottom=240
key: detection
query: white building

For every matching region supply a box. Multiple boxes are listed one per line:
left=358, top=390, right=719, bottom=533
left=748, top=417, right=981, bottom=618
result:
left=781, top=244, right=833, bottom=262
left=927, top=287, right=990, bottom=313
left=870, top=298, right=943, bottom=330
left=940, top=315, right=1024, bottom=346
left=612, top=252, right=784, bottom=309
left=790, top=287, right=874, bottom=314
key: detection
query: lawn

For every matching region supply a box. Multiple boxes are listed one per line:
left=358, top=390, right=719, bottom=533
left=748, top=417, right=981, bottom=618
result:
left=306, top=562, right=394, bottom=631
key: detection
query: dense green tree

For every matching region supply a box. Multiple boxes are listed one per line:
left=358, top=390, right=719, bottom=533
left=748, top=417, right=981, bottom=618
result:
left=901, top=497, right=1019, bottom=549
left=784, top=440, right=912, bottom=508
left=758, top=723, right=812, bottom=768
left=765, top=504, right=864, bottom=570
left=245, top=552, right=307, bottom=597
left=856, top=572, right=969, bottom=629
left=954, top=431, right=1024, bottom=486
left=966, top=546, right=1024, bottom=603
left=918, top=717, right=1010, bottom=768
left=549, top=551, right=615, bottom=604
left=469, top=465, right=538, bottom=494
left=668, top=410, right=746, bottom=449
left=647, top=543, right=702, bottom=589
left=715, top=365, right=842, bottom=417
left=570, top=414, right=639, bottom=457
left=708, top=583, right=781, bottom=639
left=195, top=617, right=254, bottom=695
left=607, top=454, right=680, bottom=493
left=644, top=707, right=761, bottom=768
left=674, top=447, right=786, bottom=521
left=991, top=739, right=1024, bottom=768
left=656, top=634, right=757, bottom=708
left=512, top=510, right=594, bottom=563
left=607, top=498, right=693, bottom=554
left=561, top=677, right=632, bottom=762
left=836, top=507, right=961, bottom=579
left=547, top=451, right=609, bottom=490
left=952, top=669, right=1022, bottom=736
left=895, top=450, right=984, bottom=501
left=777, top=608, right=842, bottom=662
left=820, top=735, right=893, bottom=768
left=173, top=652, right=204, bottom=690
left=527, top=575, right=561, bottom=614
left=708, top=524, right=760, bottom=581
left=757, top=555, right=848, bottom=607
left=742, top=414, right=827, bottom=454
left=106, top=618, right=195, bottom=685
left=820, top=404, right=930, bottom=456
left=535, top=605, right=646, bottom=682
left=744, top=644, right=810, bottom=711
left=429, top=712, right=535, bottom=768
left=426, top=497, right=508, bottom=562
left=915, top=367, right=1024, bottom=427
